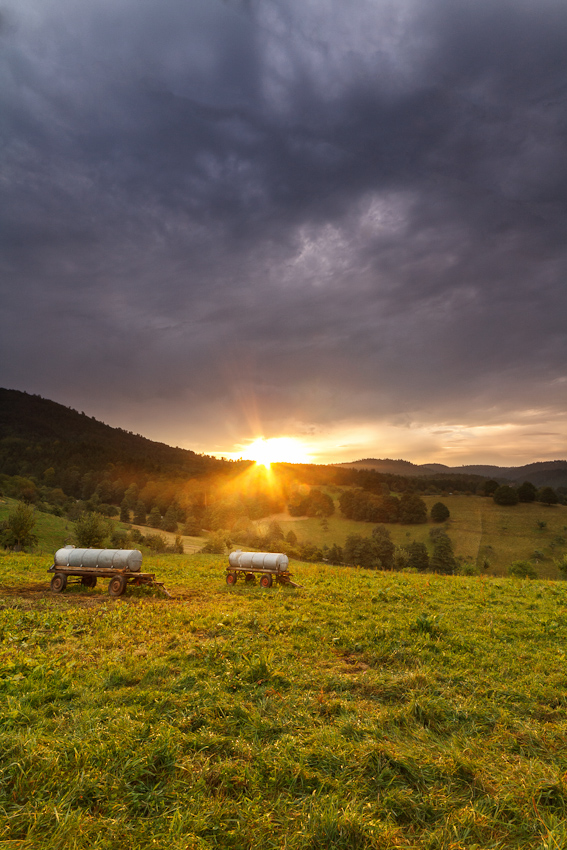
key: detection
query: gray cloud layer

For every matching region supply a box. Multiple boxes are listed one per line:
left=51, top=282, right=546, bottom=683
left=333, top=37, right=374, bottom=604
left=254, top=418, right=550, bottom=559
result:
left=1, top=0, right=566, bottom=459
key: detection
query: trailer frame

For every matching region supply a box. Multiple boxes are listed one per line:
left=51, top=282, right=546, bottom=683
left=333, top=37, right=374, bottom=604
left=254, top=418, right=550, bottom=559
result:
left=225, top=566, right=302, bottom=588
left=47, top=564, right=171, bottom=597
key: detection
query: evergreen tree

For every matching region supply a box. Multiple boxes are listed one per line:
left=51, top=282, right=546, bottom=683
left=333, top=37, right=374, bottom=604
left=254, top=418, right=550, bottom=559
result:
left=285, top=529, right=298, bottom=546
left=161, top=506, right=178, bottom=532
left=148, top=506, right=162, bottom=528
left=119, top=499, right=130, bottom=523
left=133, top=500, right=147, bottom=525
left=430, top=531, right=457, bottom=574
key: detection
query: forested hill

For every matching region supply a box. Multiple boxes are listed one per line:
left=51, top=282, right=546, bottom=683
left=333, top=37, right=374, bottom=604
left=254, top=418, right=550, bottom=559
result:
left=338, top=457, right=567, bottom=489
left=0, top=388, right=231, bottom=480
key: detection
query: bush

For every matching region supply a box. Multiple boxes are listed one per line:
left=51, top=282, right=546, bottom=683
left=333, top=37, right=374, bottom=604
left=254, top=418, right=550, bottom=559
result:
left=145, top=533, right=168, bottom=553
left=0, top=502, right=38, bottom=551
left=457, top=563, right=479, bottom=576
left=556, top=555, right=567, bottom=578
left=74, top=512, right=112, bottom=548
left=200, top=532, right=227, bottom=554
left=508, top=560, right=538, bottom=579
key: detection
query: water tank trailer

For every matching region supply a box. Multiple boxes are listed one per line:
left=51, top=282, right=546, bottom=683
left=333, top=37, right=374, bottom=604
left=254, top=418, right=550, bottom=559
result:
left=225, top=550, right=301, bottom=588
left=48, top=546, right=170, bottom=597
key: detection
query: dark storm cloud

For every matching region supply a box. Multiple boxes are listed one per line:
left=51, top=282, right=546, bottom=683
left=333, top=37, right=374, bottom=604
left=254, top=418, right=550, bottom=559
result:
left=1, top=0, right=566, bottom=456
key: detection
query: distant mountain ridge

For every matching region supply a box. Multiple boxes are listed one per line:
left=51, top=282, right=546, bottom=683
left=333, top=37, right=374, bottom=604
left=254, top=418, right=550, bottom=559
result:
left=337, top=458, right=567, bottom=489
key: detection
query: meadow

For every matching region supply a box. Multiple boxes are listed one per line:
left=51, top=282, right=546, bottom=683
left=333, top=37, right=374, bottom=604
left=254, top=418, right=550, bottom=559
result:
left=260, top=494, right=567, bottom=579
left=1, top=550, right=567, bottom=849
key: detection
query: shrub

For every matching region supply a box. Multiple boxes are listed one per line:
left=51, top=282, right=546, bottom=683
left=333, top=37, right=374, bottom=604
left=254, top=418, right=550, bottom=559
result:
left=145, top=533, right=167, bottom=553
left=200, top=532, right=227, bottom=554
left=508, top=560, right=538, bottom=579
left=0, top=502, right=38, bottom=551
left=74, top=512, right=112, bottom=548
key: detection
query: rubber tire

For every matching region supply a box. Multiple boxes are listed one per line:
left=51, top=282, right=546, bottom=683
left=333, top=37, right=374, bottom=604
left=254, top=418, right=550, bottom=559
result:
left=108, top=575, right=127, bottom=597
left=245, top=573, right=256, bottom=583
left=260, top=574, right=273, bottom=589
left=81, top=575, right=97, bottom=588
left=50, top=573, right=67, bottom=593
left=226, top=572, right=237, bottom=586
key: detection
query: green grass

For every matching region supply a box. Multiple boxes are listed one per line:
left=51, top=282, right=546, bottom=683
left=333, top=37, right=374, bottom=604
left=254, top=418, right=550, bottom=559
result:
left=259, top=495, right=567, bottom=578
left=1, top=551, right=567, bottom=848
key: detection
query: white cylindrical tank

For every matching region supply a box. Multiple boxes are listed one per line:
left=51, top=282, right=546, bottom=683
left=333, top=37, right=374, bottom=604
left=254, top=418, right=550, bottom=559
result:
left=54, top=547, right=143, bottom=572
left=228, top=550, right=289, bottom=572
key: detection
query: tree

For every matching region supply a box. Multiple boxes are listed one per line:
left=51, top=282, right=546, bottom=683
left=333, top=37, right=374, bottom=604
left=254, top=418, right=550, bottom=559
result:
left=133, top=500, right=147, bottom=525
left=344, top=534, right=375, bottom=568
left=74, top=512, right=111, bottom=548
left=430, top=531, right=457, bottom=574
left=1, top=502, right=38, bottom=551
left=371, top=525, right=395, bottom=569
left=406, top=541, right=430, bottom=572
left=483, top=480, right=500, bottom=497
left=161, top=506, right=178, bottom=532
left=327, top=543, right=344, bottom=565
left=399, top=494, right=427, bottom=524
left=267, top=520, right=285, bottom=541
left=430, top=502, right=450, bottom=523
left=119, top=499, right=130, bottom=523
left=493, top=485, right=519, bottom=506
left=538, top=487, right=558, bottom=506
left=148, top=506, right=162, bottom=528
left=517, top=481, right=537, bottom=503
left=183, top=515, right=200, bottom=535
left=285, top=529, right=298, bottom=546
left=123, top=483, right=139, bottom=509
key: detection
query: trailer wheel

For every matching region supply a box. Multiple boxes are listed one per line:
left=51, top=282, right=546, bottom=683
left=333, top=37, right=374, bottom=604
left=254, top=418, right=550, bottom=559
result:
left=108, top=575, right=127, bottom=597
left=226, top=572, right=237, bottom=586
left=81, top=575, right=97, bottom=588
left=260, top=574, right=273, bottom=589
left=50, top=573, right=67, bottom=593
left=245, top=573, right=256, bottom=583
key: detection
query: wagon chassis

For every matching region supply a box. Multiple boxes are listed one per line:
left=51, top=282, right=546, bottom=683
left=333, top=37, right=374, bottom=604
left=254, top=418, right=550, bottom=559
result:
left=47, top=565, right=171, bottom=597
left=225, top=567, right=301, bottom=589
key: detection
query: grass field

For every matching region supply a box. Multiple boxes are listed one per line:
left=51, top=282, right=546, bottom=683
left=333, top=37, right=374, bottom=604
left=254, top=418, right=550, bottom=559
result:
left=257, top=495, right=567, bottom=579
left=1, top=551, right=567, bottom=849
left=2, top=494, right=566, bottom=579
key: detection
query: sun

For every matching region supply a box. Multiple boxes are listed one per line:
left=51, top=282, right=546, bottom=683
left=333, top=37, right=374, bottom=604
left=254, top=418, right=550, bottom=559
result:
left=241, top=437, right=311, bottom=468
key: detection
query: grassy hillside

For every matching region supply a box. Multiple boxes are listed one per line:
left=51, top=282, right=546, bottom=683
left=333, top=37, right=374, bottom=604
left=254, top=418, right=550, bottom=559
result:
left=1, top=552, right=567, bottom=849
left=262, top=494, right=567, bottom=579
left=0, top=498, right=206, bottom=557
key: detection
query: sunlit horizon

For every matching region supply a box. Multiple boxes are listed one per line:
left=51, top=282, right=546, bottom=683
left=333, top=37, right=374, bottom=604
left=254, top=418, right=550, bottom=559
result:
left=225, top=437, right=313, bottom=468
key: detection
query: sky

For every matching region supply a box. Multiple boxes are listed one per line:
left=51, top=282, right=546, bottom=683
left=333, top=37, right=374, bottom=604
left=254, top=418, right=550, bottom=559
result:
left=1, top=0, right=566, bottom=467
